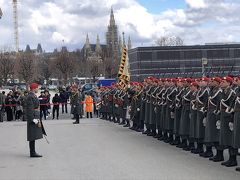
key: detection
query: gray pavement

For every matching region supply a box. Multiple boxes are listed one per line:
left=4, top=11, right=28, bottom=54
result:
left=0, top=118, right=239, bottom=180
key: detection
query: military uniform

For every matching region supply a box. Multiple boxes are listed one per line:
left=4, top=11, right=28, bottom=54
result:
left=172, top=87, right=184, bottom=145
left=179, top=87, right=192, bottom=149
left=164, top=86, right=177, bottom=142
left=193, top=86, right=209, bottom=154
left=71, top=91, right=82, bottom=124
left=26, top=89, right=46, bottom=158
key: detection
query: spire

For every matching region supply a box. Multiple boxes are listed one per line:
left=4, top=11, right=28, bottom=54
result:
left=128, top=36, right=132, bottom=50
left=95, top=34, right=102, bottom=55
left=85, top=34, right=91, bottom=49
left=110, top=7, right=115, bottom=26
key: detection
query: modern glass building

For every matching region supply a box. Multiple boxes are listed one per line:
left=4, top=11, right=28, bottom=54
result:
left=128, top=44, right=240, bottom=81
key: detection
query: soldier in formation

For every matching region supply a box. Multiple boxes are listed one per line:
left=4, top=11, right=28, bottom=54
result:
left=98, top=75, right=240, bottom=172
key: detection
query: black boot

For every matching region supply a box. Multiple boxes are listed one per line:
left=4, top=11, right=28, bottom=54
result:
left=210, top=150, right=224, bottom=162
left=142, top=129, right=150, bottom=135
left=147, top=130, right=156, bottom=137
left=164, top=134, right=173, bottom=143
left=191, top=143, right=204, bottom=154
left=176, top=139, right=187, bottom=148
left=158, top=132, right=168, bottom=141
left=221, top=155, right=238, bottom=167
left=154, top=131, right=162, bottom=139
left=170, top=136, right=180, bottom=145
left=236, top=167, right=240, bottom=172
left=183, top=142, right=194, bottom=151
left=29, top=141, right=42, bottom=158
left=199, top=146, right=213, bottom=158
left=123, top=122, right=130, bottom=127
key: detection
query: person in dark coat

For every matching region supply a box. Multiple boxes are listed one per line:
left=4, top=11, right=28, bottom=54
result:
left=218, top=76, right=237, bottom=167
left=60, top=89, right=69, bottom=114
left=52, top=94, right=61, bottom=120
left=71, top=85, right=81, bottom=124
left=26, top=83, right=47, bottom=158
left=39, top=91, right=47, bottom=120
left=5, top=93, right=14, bottom=121
left=233, top=76, right=240, bottom=171
left=202, top=77, right=222, bottom=158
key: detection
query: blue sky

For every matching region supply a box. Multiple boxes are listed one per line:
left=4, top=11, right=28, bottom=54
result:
left=136, top=0, right=186, bottom=13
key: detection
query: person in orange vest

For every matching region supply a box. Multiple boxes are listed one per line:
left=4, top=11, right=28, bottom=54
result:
left=85, top=92, right=93, bottom=118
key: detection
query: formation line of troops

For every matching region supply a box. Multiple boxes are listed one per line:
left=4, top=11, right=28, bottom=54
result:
left=98, top=76, right=240, bottom=172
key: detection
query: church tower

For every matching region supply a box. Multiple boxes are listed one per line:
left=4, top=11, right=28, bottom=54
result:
left=84, top=34, right=92, bottom=59
left=95, top=34, right=102, bottom=56
left=106, top=8, right=119, bottom=60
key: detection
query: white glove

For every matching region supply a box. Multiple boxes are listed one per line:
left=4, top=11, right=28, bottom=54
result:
left=170, top=112, right=174, bottom=119
left=33, top=119, right=39, bottom=124
left=216, top=120, right=221, bottom=130
left=229, top=122, right=234, bottom=131
left=137, top=108, right=140, bottom=112
left=202, top=117, right=207, bottom=127
left=200, top=107, right=204, bottom=112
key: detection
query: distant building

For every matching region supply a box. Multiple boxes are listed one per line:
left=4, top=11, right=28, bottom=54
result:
left=128, top=44, right=240, bottom=81
left=24, top=43, right=43, bottom=55
left=80, top=8, right=132, bottom=62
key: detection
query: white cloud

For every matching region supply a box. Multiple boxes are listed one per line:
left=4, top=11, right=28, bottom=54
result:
left=0, top=0, right=240, bottom=51
left=185, top=0, right=207, bottom=9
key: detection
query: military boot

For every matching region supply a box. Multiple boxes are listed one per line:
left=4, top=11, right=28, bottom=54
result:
left=142, top=129, right=151, bottom=135
left=183, top=142, right=194, bottom=151
left=236, top=167, right=240, bottom=172
left=164, top=134, right=173, bottom=143
left=210, top=150, right=224, bottom=162
left=170, top=136, right=180, bottom=145
left=199, top=146, right=213, bottom=158
left=221, top=155, right=238, bottom=167
left=29, top=141, right=42, bottom=158
left=191, top=143, right=204, bottom=154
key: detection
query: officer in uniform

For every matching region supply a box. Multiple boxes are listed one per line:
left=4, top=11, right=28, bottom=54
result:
left=202, top=77, right=222, bottom=158
left=179, top=78, right=192, bottom=150
left=192, top=77, right=209, bottom=154
left=164, top=78, right=177, bottom=143
left=233, top=76, right=240, bottom=171
left=71, top=85, right=81, bottom=124
left=159, top=79, right=171, bottom=141
left=143, top=77, right=154, bottom=135
left=139, top=80, right=148, bottom=132
left=148, top=78, right=160, bottom=136
left=218, top=76, right=237, bottom=167
left=26, top=83, right=46, bottom=158
left=189, top=81, right=199, bottom=151
left=172, top=78, right=184, bottom=145
left=155, top=79, right=165, bottom=139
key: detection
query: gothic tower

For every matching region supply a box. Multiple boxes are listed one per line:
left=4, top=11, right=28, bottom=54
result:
left=106, top=8, right=119, bottom=60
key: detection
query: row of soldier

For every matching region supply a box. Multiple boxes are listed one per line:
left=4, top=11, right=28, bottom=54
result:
left=98, top=76, right=240, bottom=172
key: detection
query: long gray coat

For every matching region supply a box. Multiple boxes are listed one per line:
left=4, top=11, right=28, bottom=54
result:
left=233, top=87, right=240, bottom=148
left=179, top=88, right=191, bottom=137
left=174, top=88, right=184, bottom=135
left=204, top=87, right=222, bottom=143
left=189, top=90, right=198, bottom=138
left=26, top=92, right=46, bottom=142
left=195, top=87, right=209, bottom=139
left=219, top=87, right=235, bottom=146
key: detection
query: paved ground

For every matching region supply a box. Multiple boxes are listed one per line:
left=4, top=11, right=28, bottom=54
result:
left=0, top=117, right=239, bottom=180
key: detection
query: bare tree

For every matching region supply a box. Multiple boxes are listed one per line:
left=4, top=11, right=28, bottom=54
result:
left=18, top=52, right=36, bottom=86
left=0, top=52, right=15, bottom=85
left=155, top=36, right=184, bottom=46
left=54, top=48, right=75, bottom=85
left=39, top=56, right=53, bottom=85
